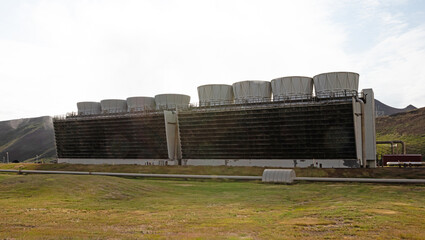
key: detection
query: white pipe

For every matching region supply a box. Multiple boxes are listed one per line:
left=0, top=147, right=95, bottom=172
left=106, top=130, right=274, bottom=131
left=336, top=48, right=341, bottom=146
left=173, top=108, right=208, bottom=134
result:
left=1, top=169, right=425, bottom=183
left=295, top=177, right=425, bottom=184
left=0, top=169, right=261, bottom=180
left=377, top=141, right=406, bottom=154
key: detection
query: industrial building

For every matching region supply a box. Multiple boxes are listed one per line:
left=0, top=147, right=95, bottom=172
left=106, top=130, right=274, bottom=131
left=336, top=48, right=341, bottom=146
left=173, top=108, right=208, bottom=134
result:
left=53, top=71, right=377, bottom=168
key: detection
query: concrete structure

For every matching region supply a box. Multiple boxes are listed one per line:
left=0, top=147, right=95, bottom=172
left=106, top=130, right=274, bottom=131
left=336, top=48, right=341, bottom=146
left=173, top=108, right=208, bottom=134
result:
left=198, top=84, right=234, bottom=106
left=54, top=71, right=377, bottom=168
left=362, top=89, right=377, bottom=167
left=100, top=99, right=127, bottom=114
left=351, top=88, right=376, bottom=168
left=271, top=76, right=313, bottom=101
left=262, top=169, right=296, bottom=183
left=155, top=94, right=190, bottom=110
left=54, top=112, right=170, bottom=165
left=313, top=72, right=359, bottom=98
left=77, top=102, right=101, bottom=115
left=232, top=81, right=271, bottom=104
left=164, top=111, right=182, bottom=162
left=178, top=100, right=363, bottom=168
left=127, top=97, right=155, bottom=112
left=58, top=158, right=174, bottom=165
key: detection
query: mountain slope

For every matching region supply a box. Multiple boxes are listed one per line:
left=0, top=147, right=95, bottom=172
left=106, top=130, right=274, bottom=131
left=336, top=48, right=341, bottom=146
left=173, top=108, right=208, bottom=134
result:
left=0, top=116, right=56, bottom=162
left=375, top=107, right=425, bottom=160
left=375, top=99, right=417, bottom=116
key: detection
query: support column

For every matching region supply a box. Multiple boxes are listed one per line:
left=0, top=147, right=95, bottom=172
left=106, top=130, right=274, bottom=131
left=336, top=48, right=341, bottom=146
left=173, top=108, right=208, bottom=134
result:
left=363, top=89, right=377, bottom=168
left=164, top=110, right=181, bottom=164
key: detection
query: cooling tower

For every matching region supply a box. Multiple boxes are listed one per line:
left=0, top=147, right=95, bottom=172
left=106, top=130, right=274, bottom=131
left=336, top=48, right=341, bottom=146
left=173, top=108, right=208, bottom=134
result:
left=100, top=99, right=128, bottom=114
left=126, top=97, right=156, bottom=112
left=197, top=84, right=234, bottom=106
left=154, top=94, right=191, bottom=110
left=232, top=81, right=271, bottom=104
left=313, top=72, right=359, bottom=98
left=271, top=76, right=313, bottom=101
left=77, top=102, right=101, bottom=115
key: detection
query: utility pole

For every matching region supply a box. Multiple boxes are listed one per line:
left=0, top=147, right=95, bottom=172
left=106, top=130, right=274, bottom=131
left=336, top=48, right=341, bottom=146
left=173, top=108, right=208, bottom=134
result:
left=6, top=152, right=9, bottom=164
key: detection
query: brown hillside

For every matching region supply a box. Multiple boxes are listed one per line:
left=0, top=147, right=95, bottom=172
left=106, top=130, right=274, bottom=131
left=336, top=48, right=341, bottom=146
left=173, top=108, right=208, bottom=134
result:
left=376, top=107, right=425, bottom=159
left=376, top=107, right=425, bottom=135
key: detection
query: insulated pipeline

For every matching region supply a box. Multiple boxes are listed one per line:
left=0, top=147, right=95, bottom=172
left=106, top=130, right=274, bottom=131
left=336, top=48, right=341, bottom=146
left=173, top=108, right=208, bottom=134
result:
left=1, top=169, right=425, bottom=183
left=0, top=169, right=262, bottom=180
left=294, top=177, right=425, bottom=183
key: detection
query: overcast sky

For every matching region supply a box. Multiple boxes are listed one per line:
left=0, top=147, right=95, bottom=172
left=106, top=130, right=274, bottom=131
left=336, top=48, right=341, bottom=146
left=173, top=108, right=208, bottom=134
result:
left=1, top=0, right=425, bottom=120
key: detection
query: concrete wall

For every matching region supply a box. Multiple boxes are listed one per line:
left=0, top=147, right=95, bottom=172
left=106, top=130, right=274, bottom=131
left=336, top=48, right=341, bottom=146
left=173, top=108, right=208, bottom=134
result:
left=59, top=158, right=360, bottom=168
left=164, top=110, right=182, bottom=160
left=352, top=92, right=377, bottom=168
left=58, top=158, right=176, bottom=165
left=58, top=97, right=376, bottom=168
left=183, top=159, right=360, bottom=168
left=363, top=89, right=377, bottom=168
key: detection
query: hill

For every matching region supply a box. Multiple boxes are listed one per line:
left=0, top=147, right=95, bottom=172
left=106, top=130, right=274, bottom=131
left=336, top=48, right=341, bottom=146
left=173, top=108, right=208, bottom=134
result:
left=375, top=107, right=425, bottom=160
left=375, top=99, right=417, bottom=116
left=0, top=116, right=56, bottom=162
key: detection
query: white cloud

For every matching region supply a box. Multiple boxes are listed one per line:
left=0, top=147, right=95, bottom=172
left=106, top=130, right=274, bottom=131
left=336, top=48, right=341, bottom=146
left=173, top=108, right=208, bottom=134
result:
left=0, top=0, right=424, bottom=120
left=355, top=24, right=425, bottom=107
left=344, top=0, right=425, bottom=108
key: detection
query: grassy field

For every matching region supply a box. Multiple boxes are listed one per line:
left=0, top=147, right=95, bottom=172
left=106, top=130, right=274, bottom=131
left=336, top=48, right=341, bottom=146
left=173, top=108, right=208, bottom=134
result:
left=376, top=133, right=425, bottom=156
left=375, top=107, right=425, bottom=160
left=0, top=172, right=424, bottom=239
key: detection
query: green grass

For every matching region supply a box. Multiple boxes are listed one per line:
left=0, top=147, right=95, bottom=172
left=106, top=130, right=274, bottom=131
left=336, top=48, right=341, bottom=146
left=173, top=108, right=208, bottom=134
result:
left=375, top=108, right=425, bottom=160
left=0, top=173, right=424, bottom=239
left=377, top=133, right=425, bottom=158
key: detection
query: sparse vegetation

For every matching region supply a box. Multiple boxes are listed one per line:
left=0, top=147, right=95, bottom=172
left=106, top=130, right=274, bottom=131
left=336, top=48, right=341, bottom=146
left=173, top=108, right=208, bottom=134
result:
left=376, top=107, right=425, bottom=160
left=0, top=173, right=423, bottom=239
left=0, top=116, right=55, bottom=162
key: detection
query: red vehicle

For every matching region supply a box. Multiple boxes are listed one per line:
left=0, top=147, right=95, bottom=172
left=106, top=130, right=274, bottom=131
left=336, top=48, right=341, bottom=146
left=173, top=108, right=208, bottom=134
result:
left=382, top=154, right=423, bottom=166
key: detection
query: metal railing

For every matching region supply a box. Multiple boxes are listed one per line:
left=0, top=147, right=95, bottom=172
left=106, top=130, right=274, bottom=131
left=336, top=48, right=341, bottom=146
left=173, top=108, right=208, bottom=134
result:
left=184, top=91, right=361, bottom=113
left=54, top=90, right=362, bottom=120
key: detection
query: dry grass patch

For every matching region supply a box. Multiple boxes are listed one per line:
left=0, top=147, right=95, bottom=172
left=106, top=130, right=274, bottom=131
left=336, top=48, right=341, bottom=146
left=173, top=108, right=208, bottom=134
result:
left=362, top=209, right=398, bottom=215
left=280, top=217, right=335, bottom=226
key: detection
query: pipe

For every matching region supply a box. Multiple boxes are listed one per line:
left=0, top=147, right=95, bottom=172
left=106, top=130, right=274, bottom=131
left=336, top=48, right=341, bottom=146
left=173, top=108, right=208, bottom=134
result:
left=295, top=177, right=425, bottom=184
left=376, top=141, right=406, bottom=154
left=356, top=97, right=367, bottom=168
left=175, top=109, right=181, bottom=165
left=391, top=142, right=394, bottom=154
left=396, top=140, right=407, bottom=154
left=0, top=169, right=262, bottom=180
left=1, top=169, right=425, bottom=183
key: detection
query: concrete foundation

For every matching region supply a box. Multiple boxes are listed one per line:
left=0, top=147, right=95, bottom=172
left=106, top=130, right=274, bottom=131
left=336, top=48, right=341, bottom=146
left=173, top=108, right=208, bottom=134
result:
left=58, top=158, right=176, bottom=165
left=183, top=159, right=360, bottom=168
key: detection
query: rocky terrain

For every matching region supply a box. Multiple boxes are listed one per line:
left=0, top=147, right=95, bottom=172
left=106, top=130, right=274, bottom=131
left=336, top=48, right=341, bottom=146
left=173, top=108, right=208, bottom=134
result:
left=0, top=116, right=56, bottom=162
left=375, top=99, right=417, bottom=116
